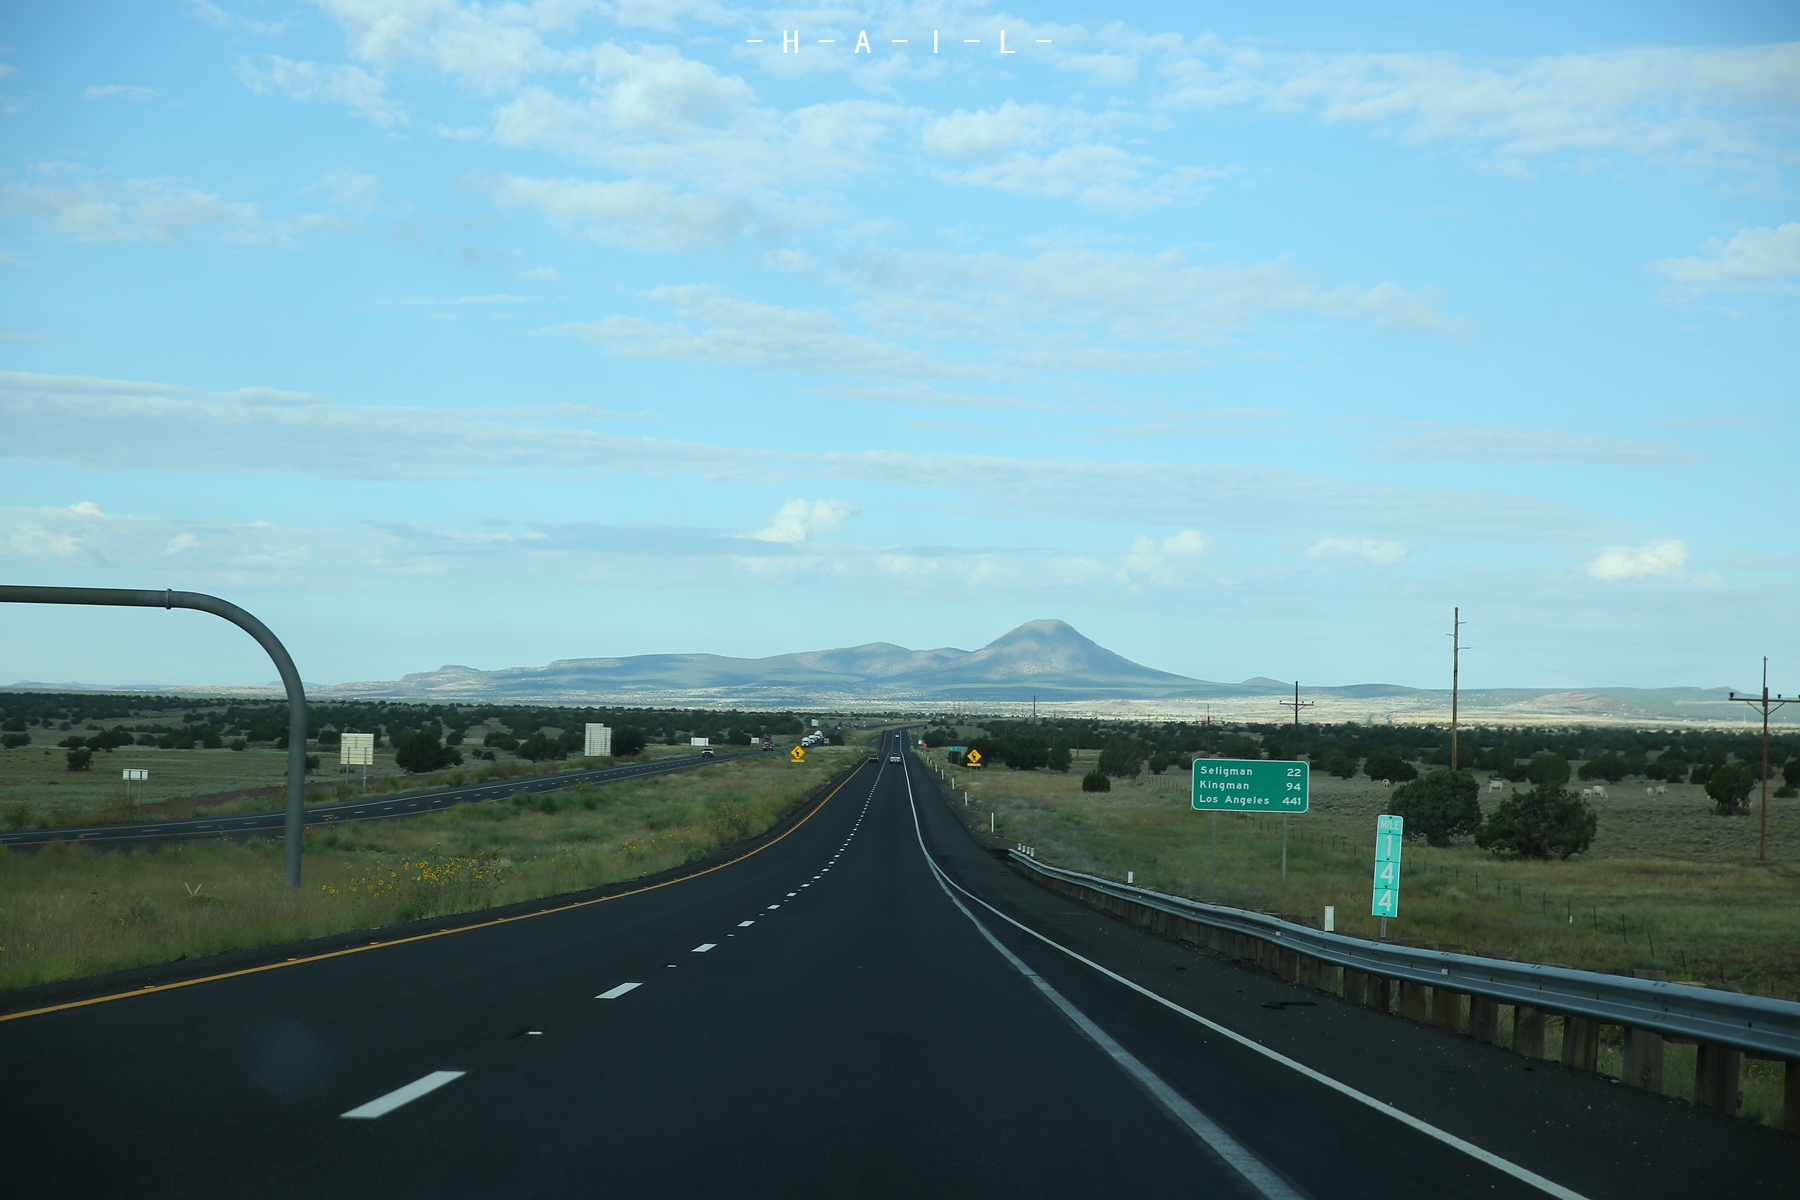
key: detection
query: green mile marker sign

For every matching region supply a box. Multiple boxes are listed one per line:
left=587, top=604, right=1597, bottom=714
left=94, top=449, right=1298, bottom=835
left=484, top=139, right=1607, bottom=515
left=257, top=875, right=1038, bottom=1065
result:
left=1191, top=759, right=1310, bottom=813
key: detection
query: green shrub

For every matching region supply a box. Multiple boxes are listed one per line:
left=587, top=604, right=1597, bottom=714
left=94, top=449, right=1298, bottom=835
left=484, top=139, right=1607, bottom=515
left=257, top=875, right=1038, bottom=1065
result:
left=1387, top=770, right=1482, bottom=847
left=1363, top=751, right=1417, bottom=783
left=1047, top=745, right=1072, bottom=773
left=66, top=747, right=93, bottom=772
left=1081, top=768, right=1111, bottom=793
left=1704, top=763, right=1756, bottom=816
left=1525, top=754, right=1571, bottom=788
left=1476, top=784, right=1596, bottom=860
left=2, top=800, right=31, bottom=830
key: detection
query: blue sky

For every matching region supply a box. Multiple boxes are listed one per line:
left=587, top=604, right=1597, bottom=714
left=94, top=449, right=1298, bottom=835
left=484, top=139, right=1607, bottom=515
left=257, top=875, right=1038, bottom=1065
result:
left=2, top=1, right=1797, bottom=694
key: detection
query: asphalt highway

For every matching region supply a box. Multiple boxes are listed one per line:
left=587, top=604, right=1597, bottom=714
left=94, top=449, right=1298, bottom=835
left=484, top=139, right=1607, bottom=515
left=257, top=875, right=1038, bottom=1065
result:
left=0, top=731, right=1789, bottom=1198
left=0, top=749, right=749, bottom=852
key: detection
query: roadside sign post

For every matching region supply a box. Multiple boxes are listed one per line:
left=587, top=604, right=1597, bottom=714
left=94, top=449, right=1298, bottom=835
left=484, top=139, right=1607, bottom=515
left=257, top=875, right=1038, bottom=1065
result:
left=341, top=732, right=375, bottom=792
left=1372, top=814, right=1404, bottom=938
left=122, top=767, right=148, bottom=806
left=790, top=745, right=805, bottom=764
left=965, top=748, right=983, bottom=769
left=1192, top=759, right=1309, bottom=884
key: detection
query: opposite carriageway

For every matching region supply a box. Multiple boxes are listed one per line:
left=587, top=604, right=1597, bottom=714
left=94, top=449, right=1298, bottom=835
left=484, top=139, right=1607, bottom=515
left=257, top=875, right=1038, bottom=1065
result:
left=0, top=750, right=752, bottom=853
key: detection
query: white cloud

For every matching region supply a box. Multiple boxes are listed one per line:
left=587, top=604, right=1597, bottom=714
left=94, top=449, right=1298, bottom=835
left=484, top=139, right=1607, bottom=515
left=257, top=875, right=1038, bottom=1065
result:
left=1587, top=539, right=1689, bottom=581
left=922, top=101, right=1049, bottom=159
left=838, top=245, right=1469, bottom=355
left=1160, top=41, right=1800, bottom=176
left=750, top=499, right=858, bottom=543
left=1363, top=423, right=1692, bottom=465
left=1307, top=538, right=1407, bottom=565
left=306, top=168, right=381, bottom=211
left=550, top=285, right=964, bottom=377
left=485, top=174, right=748, bottom=251
left=922, top=100, right=1219, bottom=213
left=85, top=84, right=155, bottom=101
left=0, top=370, right=1599, bottom=544
left=938, top=144, right=1213, bottom=214
left=1120, top=529, right=1212, bottom=586
left=0, top=175, right=268, bottom=244
left=315, top=0, right=580, bottom=91
left=1651, top=223, right=1800, bottom=296
left=237, top=56, right=411, bottom=128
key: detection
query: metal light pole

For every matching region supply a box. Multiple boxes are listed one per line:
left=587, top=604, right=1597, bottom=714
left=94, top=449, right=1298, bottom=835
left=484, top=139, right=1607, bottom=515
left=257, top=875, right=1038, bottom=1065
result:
left=0, top=586, right=309, bottom=887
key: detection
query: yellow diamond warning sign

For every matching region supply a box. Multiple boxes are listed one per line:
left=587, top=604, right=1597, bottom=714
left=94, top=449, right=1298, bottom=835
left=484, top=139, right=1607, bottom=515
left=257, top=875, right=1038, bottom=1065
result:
left=790, top=746, right=805, bottom=763
left=965, top=748, right=983, bottom=768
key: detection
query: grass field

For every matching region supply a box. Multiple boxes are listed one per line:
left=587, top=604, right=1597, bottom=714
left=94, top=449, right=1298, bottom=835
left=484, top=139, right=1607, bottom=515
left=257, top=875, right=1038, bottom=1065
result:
left=0, top=739, right=703, bottom=828
left=0, top=747, right=855, bottom=995
left=928, top=747, right=1800, bottom=1126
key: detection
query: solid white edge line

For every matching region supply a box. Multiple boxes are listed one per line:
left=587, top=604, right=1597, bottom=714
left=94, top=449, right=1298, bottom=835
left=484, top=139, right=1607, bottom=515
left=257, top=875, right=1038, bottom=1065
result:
left=596, top=981, right=641, bottom=999
left=341, top=1070, right=465, bottom=1119
left=898, top=764, right=1299, bottom=1200
left=900, top=758, right=1590, bottom=1200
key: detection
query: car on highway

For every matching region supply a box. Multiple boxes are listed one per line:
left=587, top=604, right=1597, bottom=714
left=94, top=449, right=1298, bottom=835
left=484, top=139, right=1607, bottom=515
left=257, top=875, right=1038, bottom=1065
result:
left=888, top=754, right=902, bottom=763
left=700, top=747, right=715, bottom=757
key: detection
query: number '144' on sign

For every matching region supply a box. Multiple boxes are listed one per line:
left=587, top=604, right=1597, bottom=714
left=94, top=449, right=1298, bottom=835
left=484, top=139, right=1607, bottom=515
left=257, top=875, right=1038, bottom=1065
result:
left=1371, top=814, right=1403, bottom=918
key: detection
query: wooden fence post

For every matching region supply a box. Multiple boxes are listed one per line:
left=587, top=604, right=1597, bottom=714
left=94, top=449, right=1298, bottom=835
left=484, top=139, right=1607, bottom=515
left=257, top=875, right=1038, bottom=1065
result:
left=1561, top=1016, right=1600, bottom=1072
left=1366, top=975, right=1394, bottom=1014
left=1785, top=1060, right=1798, bottom=1136
left=1399, top=980, right=1429, bottom=1022
left=1513, top=1006, right=1546, bottom=1058
left=1469, top=996, right=1500, bottom=1045
left=1622, top=1028, right=1664, bottom=1093
left=1431, top=988, right=1465, bottom=1033
left=1343, top=967, right=1368, bottom=1005
left=1694, top=1044, right=1741, bottom=1115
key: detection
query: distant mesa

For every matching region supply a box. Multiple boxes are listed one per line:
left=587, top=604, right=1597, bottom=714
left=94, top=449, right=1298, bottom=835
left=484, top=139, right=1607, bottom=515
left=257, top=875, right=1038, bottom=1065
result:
left=317, top=618, right=1224, bottom=704
left=16, top=617, right=1765, bottom=721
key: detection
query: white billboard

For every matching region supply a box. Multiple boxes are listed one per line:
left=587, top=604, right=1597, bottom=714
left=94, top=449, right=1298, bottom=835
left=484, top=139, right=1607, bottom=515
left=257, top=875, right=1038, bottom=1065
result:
left=340, top=733, right=375, bottom=766
left=689, top=737, right=709, bottom=747
left=122, top=768, right=148, bottom=782
left=585, top=724, right=612, bottom=757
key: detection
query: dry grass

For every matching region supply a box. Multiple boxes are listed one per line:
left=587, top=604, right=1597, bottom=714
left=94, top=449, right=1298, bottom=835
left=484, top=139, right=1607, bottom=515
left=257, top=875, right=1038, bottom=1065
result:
left=935, top=751, right=1800, bottom=1000
left=0, top=740, right=701, bottom=827
left=0, top=748, right=854, bottom=993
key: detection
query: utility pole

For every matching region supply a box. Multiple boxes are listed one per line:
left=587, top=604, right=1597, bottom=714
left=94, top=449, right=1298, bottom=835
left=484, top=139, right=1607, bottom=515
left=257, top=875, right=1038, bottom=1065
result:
left=1451, top=607, right=1464, bottom=771
left=1284, top=682, right=1314, bottom=759
left=1729, top=658, right=1794, bottom=862
left=1279, top=682, right=1314, bottom=881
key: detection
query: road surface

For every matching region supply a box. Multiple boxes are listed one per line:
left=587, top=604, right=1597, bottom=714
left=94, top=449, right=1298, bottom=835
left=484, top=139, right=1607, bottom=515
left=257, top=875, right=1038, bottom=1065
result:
left=0, top=731, right=1788, bottom=1197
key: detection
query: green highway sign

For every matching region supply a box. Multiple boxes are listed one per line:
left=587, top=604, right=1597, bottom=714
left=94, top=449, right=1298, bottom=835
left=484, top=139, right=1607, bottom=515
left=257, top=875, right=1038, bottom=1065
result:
left=1191, top=759, right=1309, bottom=813
left=1372, top=813, right=1403, bottom=917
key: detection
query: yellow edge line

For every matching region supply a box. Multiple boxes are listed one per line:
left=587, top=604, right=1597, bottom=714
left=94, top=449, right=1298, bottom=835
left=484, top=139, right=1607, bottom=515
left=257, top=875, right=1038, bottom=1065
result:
left=0, top=762, right=866, bottom=1024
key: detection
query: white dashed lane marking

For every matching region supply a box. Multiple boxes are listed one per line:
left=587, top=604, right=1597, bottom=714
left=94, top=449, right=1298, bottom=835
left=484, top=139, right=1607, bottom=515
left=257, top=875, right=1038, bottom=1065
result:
left=341, top=1071, right=465, bottom=1119
left=738, top=920, right=755, bottom=927
left=693, top=943, right=716, bottom=953
left=596, top=982, right=642, bottom=1000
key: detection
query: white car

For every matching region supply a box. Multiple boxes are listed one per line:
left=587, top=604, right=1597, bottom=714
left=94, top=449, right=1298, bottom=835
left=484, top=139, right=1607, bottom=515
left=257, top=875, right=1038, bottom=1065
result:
left=888, top=754, right=902, bottom=763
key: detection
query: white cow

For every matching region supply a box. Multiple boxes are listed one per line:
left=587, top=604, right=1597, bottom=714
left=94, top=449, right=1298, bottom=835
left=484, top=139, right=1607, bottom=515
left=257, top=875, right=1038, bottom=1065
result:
left=1656, top=785, right=1668, bottom=795
left=1580, top=787, right=1594, bottom=799
left=1592, top=785, right=1608, bottom=799
left=1489, top=779, right=1504, bottom=792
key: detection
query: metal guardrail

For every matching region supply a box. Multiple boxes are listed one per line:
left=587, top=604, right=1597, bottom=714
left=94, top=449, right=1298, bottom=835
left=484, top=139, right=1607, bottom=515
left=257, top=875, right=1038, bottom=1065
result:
left=1009, top=852, right=1800, bottom=1062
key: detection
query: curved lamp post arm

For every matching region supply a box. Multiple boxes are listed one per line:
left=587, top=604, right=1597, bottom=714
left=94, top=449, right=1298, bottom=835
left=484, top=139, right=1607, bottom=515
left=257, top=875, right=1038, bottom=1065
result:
left=0, top=586, right=309, bottom=888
